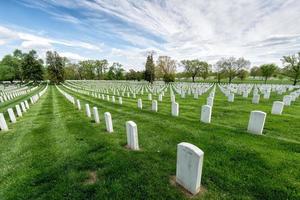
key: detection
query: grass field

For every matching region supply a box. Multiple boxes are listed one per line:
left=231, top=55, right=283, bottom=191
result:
left=0, top=85, right=299, bottom=200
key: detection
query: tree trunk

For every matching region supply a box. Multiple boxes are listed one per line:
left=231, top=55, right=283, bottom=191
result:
left=264, top=77, right=267, bottom=84
left=192, top=76, right=195, bottom=82
left=97, top=69, right=100, bottom=80
left=293, top=78, right=297, bottom=85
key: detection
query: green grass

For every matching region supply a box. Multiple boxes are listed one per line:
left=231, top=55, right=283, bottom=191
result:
left=0, top=85, right=299, bottom=200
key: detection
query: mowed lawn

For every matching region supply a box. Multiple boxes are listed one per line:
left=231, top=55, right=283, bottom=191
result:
left=0, top=85, right=299, bottom=200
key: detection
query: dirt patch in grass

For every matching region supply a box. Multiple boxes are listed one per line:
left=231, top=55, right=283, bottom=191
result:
left=83, top=171, right=97, bottom=185
left=124, top=144, right=142, bottom=151
left=170, top=176, right=207, bottom=198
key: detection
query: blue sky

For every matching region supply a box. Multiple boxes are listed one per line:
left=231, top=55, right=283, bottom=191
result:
left=0, top=0, right=300, bottom=70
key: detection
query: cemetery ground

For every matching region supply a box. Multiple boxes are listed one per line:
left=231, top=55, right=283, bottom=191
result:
left=0, top=85, right=299, bottom=200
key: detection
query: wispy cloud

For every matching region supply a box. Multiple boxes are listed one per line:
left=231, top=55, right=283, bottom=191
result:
left=3, top=0, right=300, bottom=69
left=0, top=25, right=101, bottom=60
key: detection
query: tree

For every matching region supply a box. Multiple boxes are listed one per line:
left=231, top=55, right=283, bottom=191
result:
left=217, top=57, right=250, bottom=83
left=0, top=65, right=15, bottom=82
left=0, top=55, right=17, bottom=82
left=114, top=63, right=125, bottom=80
left=237, top=69, right=249, bottom=81
left=95, top=59, right=108, bottom=79
left=144, top=53, right=155, bottom=83
left=200, top=63, right=212, bottom=80
left=250, top=66, right=260, bottom=79
left=181, top=60, right=200, bottom=82
left=21, top=50, right=44, bottom=82
left=214, top=61, right=226, bottom=83
left=157, top=56, right=176, bottom=83
left=12, top=49, right=24, bottom=81
left=78, top=60, right=96, bottom=80
left=64, top=63, right=80, bottom=80
left=107, top=62, right=125, bottom=80
left=46, top=51, right=66, bottom=84
left=259, top=63, right=278, bottom=83
left=181, top=60, right=210, bottom=82
left=125, top=69, right=144, bottom=81
left=282, top=52, right=300, bottom=85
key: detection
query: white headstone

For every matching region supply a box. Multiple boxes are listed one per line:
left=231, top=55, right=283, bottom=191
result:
left=172, top=102, right=179, bottom=117
left=93, top=107, right=100, bottom=123
left=242, top=91, right=248, bottom=98
left=176, top=142, right=204, bottom=195
left=15, top=105, right=22, bottom=117
left=181, top=92, right=185, bottom=98
left=112, top=96, right=115, bottom=103
left=194, top=93, right=198, bottom=99
left=252, top=94, right=260, bottom=104
left=85, top=104, right=91, bottom=118
left=152, top=100, right=158, bottom=112
left=20, top=102, right=27, bottom=112
left=104, top=112, right=113, bottom=133
left=200, top=105, right=212, bottom=123
left=263, top=92, right=270, bottom=99
left=207, top=97, right=214, bottom=107
left=126, top=121, right=139, bottom=150
left=0, top=113, right=8, bottom=131
left=76, top=99, right=81, bottom=110
left=7, top=108, right=16, bottom=123
left=137, top=99, right=142, bottom=109
left=247, top=111, right=266, bottom=135
left=271, top=101, right=284, bottom=115
left=158, top=94, right=163, bottom=102
left=228, top=93, right=234, bottom=102
left=148, top=94, right=152, bottom=101
left=171, top=95, right=176, bottom=103
left=283, top=95, right=291, bottom=106
left=25, top=100, right=30, bottom=109
left=119, top=97, right=123, bottom=105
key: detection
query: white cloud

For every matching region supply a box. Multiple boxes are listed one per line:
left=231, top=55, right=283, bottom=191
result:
left=21, top=40, right=52, bottom=50
left=0, top=25, right=102, bottom=52
left=7, top=0, right=300, bottom=69
left=0, top=26, right=19, bottom=44
left=60, top=52, right=86, bottom=61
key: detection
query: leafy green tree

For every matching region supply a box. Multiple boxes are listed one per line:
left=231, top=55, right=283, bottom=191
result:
left=250, top=66, right=260, bottom=79
left=282, top=52, right=300, bottom=85
left=217, top=57, right=250, bottom=83
left=95, top=59, right=108, bottom=79
left=200, top=63, right=211, bottom=80
left=144, top=53, right=155, bottom=83
left=114, top=63, right=125, bottom=80
left=0, top=55, right=17, bottom=82
left=126, top=69, right=144, bottom=81
left=157, top=56, right=176, bottom=83
left=181, top=60, right=203, bottom=82
left=0, top=64, right=15, bottom=82
left=21, top=50, right=44, bottom=82
left=12, top=49, right=24, bottom=81
left=78, top=60, right=96, bottom=79
left=259, top=63, right=278, bottom=83
left=237, top=69, right=249, bottom=81
left=214, top=60, right=226, bottom=83
left=107, top=63, right=125, bottom=80
left=46, top=51, right=66, bottom=84
left=64, top=63, right=80, bottom=80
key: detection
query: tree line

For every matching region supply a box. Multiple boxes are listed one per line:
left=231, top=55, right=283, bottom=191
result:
left=0, top=49, right=299, bottom=85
